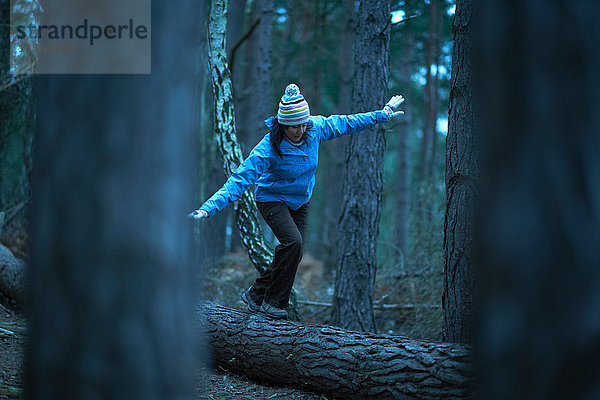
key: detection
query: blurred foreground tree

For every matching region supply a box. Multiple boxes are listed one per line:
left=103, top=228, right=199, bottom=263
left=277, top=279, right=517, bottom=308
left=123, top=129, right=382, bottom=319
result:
left=26, top=1, right=204, bottom=398
left=474, top=1, right=600, bottom=398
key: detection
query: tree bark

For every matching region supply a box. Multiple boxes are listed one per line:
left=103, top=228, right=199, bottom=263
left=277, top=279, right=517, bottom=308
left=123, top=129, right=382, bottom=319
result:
left=196, top=41, right=228, bottom=263
left=338, top=0, right=356, bottom=111
left=394, top=0, right=414, bottom=260
left=473, top=1, right=600, bottom=398
left=316, top=0, right=355, bottom=276
left=254, top=0, right=273, bottom=143
left=0, top=0, right=33, bottom=250
left=234, top=0, right=257, bottom=151
left=332, top=0, right=391, bottom=332
left=26, top=1, right=203, bottom=398
left=208, top=0, right=274, bottom=275
left=201, top=301, right=473, bottom=399
left=225, top=0, right=246, bottom=68
left=237, top=0, right=272, bottom=150
left=418, top=0, right=441, bottom=187
left=442, top=0, right=477, bottom=344
left=426, top=0, right=442, bottom=184
left=222, top=0, right=248, bottom=256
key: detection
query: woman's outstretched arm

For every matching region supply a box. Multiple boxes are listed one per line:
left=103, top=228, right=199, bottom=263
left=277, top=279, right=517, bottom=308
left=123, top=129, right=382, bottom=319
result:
left=189, top=139, right=270, bottom=219
left=316, top=95, right=405, bottom=142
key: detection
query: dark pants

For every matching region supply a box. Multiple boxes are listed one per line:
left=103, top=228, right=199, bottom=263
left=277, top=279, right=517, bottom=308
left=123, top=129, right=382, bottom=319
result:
left=249, top=201, right=309, bottom=309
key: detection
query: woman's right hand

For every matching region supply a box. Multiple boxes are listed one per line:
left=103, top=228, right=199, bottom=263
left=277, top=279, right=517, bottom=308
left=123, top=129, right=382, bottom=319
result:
left=383, top=95, right=405, bottom=120
left=188, top=209, right=209, bottom=219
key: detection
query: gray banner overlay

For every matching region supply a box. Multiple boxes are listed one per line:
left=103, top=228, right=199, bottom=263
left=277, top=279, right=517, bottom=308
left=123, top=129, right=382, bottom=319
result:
left=11, top=0, right=151, bottom=74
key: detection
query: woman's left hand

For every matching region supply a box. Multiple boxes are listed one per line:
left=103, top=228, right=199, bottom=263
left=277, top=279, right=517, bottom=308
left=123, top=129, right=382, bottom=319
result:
left=383, top=95, right=405, bottom=120
left=188, top=209, right=209, bottom=219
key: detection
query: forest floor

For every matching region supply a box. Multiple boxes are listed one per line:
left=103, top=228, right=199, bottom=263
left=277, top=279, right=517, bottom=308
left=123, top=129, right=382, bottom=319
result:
left=0, top=300, right=25, bottom=400
left=0, top=248, right=442, bottom=399
left=202, top=250, right=443, bottom=340
left=0, top=297, right=325, bottom=400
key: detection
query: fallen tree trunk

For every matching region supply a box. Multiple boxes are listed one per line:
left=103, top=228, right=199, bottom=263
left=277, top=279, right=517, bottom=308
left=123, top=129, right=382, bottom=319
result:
left=0, top=245, right=25, bottom=304
left=200, top=301, right=473, bottom=399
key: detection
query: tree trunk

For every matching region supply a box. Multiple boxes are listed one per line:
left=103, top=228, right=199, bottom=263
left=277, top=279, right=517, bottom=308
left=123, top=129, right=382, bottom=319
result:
left=418, top=0, right=441, bottom=187
left=223, top=0, right=249, bottom=255
left=394, top=0, right=414, bottom=261
left=0, top=0, right=33, bottom=253
left=196, top=47, right=228, bottom=263
left=0, top=245, right=25, bottom=304
left=201, top=301, right=472, bottom=399
left=317, top=0, right=355, bottom=276
left=208, top=0, right=274, bottom=274
left=234, top=0, right=257, bottom=151
left=332, top=0, right=390, bottom=332
left=427, top=0, right=442, bottom=184
left=26, top=1, right=204, bottom=398
left=442, top=0, right=477, bottom=344
left=307, top=2, right=324, bottom=111
left=226, top=0, right=246, bottom=68
left=253, top=0, right=273, bottom=144
left=473, top=1, right=600, bottom=398
left=237, top=0, right=273, bottom=151
left=338, top=0, right=356, bottom=111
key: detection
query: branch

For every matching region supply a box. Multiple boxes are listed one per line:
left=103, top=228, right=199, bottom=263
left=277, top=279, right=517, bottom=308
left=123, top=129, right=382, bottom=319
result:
left=392, top=14, right=421, bottom=26
left=1, top=198, right=31, bottom=226
left=380, top=11, right=422, bottom=35
left=379, top=15, right=392, bottom=35
left=0, top=67, right=34, bottom=93
left=228, top=17, right=261, bottom=77
left=297, top=299, right=441, bottom=310
left=0, top=321, right=26, bottom=334
left=0, top=327, right=15, bottom=337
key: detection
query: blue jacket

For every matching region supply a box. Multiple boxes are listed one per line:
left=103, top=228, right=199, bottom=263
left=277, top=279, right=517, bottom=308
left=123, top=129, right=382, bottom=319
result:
left=199, top=110, right=388, bottom=217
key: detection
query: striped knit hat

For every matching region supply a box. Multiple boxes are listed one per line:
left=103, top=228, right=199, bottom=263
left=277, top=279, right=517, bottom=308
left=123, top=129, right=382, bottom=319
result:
left=277, top=83, right=310, bottom=125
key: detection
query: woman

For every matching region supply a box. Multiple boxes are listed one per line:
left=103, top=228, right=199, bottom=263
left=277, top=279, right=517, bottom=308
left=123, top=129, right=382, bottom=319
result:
left=190, top=83, right=404, bottom=319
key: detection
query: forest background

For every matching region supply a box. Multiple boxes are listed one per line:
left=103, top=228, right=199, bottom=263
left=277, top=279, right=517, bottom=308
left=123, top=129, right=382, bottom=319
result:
left=0, top=1, right=459, bottom=395
left=1, top=0, right=599, bottom=398
left=0, top=0, right=456, bottom=362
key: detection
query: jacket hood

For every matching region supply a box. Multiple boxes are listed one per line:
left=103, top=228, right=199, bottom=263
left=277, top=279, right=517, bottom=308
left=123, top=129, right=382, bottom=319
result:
left=264, top=116, right=276, bottom=129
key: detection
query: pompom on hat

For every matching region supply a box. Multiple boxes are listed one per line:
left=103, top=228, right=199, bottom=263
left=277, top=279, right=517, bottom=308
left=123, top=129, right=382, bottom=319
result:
left=277, top=83, right=310, bottom=125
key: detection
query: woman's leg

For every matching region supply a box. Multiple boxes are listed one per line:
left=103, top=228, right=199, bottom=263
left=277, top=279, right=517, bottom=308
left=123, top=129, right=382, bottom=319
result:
left=251, top=201, right=309, bottom=309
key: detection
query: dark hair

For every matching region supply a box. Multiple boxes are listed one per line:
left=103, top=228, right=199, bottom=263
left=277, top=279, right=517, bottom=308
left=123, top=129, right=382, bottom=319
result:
left=270, top=118, right=288, bottom=157
left=269, top=118, right=310, bottom=157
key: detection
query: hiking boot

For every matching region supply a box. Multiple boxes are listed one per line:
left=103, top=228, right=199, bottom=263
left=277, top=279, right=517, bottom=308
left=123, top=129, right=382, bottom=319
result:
left=240, top=288, right=261, bottom=313
left=260, top=302, right=288, bottom=319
